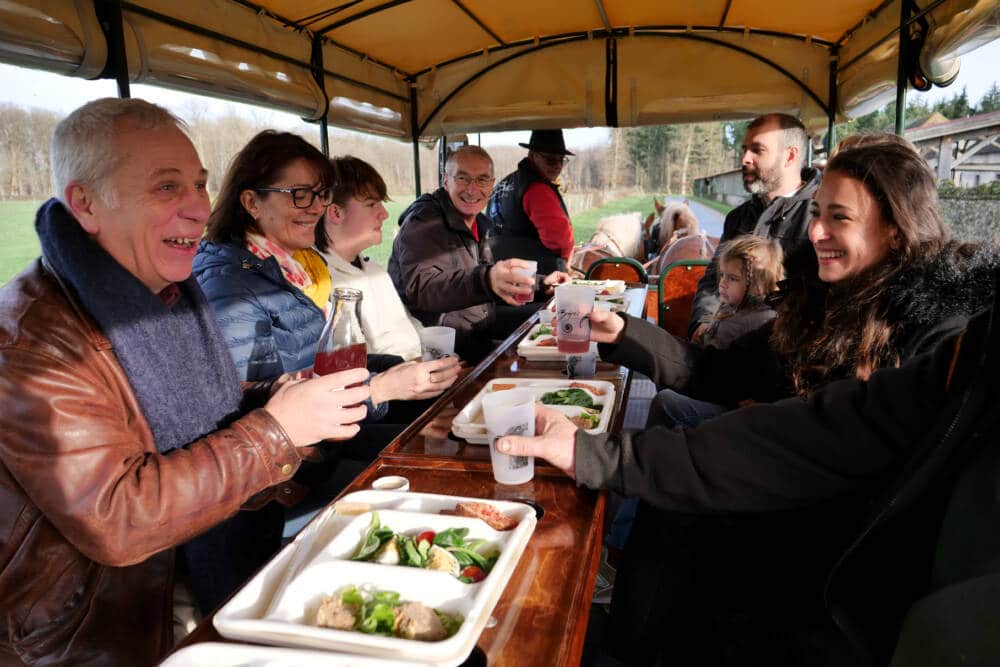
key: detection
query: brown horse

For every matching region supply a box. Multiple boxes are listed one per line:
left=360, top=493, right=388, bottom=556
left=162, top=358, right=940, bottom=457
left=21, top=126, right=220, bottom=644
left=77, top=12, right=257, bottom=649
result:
left=646, top=198, right=719, bottom=274
left=569, top=211, right=645, bottom=276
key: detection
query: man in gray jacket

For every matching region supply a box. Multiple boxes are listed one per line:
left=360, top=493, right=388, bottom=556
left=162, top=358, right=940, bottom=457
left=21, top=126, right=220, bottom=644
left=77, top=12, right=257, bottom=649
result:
left=388, top=146, right=544, bottom=360
left=689, top=113, right=821, bottom=340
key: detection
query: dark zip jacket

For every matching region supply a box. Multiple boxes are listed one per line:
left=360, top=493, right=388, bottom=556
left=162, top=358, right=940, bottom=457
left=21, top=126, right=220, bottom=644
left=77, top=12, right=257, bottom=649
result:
left=689, top=167, right=822, bottom=336
left=487, top=156, right=569, bottom=275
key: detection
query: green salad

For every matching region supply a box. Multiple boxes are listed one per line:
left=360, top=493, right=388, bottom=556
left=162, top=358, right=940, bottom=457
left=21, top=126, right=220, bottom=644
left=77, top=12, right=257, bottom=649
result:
left=316, top=585, right=463, bottom=641
left=529, top=324, right=553, bottom=340
left=540, top=387, right=601, bottom=409
left=350, top=512, right=500, bottom=583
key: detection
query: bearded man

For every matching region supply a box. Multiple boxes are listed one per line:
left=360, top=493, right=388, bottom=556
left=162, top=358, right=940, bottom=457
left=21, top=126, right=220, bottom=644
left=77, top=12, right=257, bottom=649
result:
left=689, top=113, right=821, bottom=340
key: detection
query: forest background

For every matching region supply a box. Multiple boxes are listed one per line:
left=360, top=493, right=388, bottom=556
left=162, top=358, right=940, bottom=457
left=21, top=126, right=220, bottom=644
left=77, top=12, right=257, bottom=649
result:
left=1, top=83, right=999, bottom=283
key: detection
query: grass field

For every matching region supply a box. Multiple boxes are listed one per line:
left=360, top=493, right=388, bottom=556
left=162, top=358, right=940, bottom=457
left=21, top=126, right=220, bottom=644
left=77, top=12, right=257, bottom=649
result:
left=0, top=194, right=664, bottom=285
left=0, top=201, right=43, bottom=285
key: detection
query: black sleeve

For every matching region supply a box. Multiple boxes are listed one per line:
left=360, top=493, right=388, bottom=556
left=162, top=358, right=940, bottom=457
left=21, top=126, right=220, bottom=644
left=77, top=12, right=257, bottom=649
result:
left=600, top=314, right=783, bottom=405
left=576, top=314, right=973, bottom=514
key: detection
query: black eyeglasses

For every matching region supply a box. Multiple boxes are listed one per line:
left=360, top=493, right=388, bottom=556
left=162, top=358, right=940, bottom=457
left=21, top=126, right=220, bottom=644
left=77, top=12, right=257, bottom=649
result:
left=451, top=173, right=496, bottom=188
left=537, top=153, right=570, bottom=167
left=255, top=186, right=334, bottom=209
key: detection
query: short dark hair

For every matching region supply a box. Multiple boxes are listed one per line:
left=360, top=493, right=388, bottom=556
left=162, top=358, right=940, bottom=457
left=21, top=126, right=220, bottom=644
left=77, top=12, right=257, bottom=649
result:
left=206, top=130, right=333, bottom=245
left=315, top=156, right=388, bottom=252
left=747, top=113, right=808, bottom=164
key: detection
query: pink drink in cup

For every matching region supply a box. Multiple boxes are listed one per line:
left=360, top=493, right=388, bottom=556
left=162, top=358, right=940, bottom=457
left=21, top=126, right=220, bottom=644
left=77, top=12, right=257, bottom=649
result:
left=512, top=260, right=537, bottom=303
left=555, top=284, right=595, bottom=353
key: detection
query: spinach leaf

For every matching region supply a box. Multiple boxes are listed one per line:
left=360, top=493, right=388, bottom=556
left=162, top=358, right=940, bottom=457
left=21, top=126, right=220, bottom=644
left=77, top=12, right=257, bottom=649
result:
left=540, top=388, right=594, bottom=407
left=433, top=527, right=469, bottom=547
left=351, top=512, right=394, bottom=561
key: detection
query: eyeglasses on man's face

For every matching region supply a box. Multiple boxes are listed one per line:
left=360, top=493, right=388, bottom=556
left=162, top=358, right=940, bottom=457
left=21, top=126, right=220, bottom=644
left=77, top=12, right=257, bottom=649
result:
left=255, top=186, right=334, bottom=209
left=450, top=173, right=495, bottom=189
left=537, top=153, right=570, bottom=167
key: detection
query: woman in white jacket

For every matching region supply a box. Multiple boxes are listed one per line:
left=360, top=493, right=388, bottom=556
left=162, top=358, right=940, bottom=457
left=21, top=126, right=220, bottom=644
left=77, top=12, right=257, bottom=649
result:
left=317, top=156, right=425, bottom=361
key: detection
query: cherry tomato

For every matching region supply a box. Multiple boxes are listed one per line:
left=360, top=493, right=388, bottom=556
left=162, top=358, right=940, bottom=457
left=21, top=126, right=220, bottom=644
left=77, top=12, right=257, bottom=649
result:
left=460, top=565, right=486, bottom=583
left=416, top=530, right=436, bottom=545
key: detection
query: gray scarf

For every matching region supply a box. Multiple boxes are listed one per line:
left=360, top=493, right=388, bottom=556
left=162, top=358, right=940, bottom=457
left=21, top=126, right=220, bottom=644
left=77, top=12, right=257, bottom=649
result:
left=36, top=199, right=244, bottom=453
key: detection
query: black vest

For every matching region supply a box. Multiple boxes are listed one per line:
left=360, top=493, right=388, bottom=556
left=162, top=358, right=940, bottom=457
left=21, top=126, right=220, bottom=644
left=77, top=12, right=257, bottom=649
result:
left=487, top=157, right=568, bottom=275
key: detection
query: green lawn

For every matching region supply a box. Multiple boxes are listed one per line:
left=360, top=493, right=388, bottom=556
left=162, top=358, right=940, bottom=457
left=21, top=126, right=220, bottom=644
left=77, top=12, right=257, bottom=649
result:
left=687, top=195, right=734, bottom=215
left=0, top=194, right=661, bottom=285
left=0, top=201, right=43, bottom=285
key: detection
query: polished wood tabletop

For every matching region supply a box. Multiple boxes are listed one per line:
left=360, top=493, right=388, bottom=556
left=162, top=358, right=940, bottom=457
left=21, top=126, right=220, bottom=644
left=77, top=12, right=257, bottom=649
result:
left=175, top=287, right=646, bottom=666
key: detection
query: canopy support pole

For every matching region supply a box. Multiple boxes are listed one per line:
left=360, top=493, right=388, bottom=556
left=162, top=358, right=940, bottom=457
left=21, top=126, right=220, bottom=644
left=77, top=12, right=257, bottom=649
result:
left=95, top=0, right=131, bottom=98
left=826, top=48, right=838, bottom=154
left=604, top=37, right=618, bottom=127
left=438, top=136, right=448, bottom=189
left=410, top=86, right=421, bottom=198
left=895, top=0, right=912, bottom=135
left=310, top=34, right=330, bottom=156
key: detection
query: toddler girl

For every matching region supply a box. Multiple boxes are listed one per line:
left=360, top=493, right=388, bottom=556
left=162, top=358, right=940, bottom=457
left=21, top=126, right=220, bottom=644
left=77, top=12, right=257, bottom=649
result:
left=698, top=235, right=783, bottom=348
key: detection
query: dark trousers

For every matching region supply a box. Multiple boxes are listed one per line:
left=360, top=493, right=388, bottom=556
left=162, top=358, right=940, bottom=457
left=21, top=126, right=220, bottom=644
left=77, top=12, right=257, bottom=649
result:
left=604, top=500, right=862, bottom=666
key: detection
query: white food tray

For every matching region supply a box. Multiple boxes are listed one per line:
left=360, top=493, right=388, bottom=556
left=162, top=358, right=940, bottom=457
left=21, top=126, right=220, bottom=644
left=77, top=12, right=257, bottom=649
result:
left=160, top=642, right=419, bottom=666
left=214, top=491, right=536, bottom=667
left=516, top=323, right=598, bottom=360
left=450, top=378, right=616, bottom=444
left=568, top=279, right=626, bottom=295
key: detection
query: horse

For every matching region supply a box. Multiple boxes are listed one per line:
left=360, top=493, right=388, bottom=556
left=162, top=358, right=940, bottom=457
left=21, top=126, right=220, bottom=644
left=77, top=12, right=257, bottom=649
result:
left=645, top=198, right=719, bottom=274
left=569, top=211, right=645, bottom=276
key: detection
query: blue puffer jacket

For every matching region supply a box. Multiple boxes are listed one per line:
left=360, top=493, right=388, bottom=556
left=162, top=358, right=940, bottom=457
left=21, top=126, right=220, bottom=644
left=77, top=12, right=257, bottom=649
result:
left=193, top=240, right=324, bottom=380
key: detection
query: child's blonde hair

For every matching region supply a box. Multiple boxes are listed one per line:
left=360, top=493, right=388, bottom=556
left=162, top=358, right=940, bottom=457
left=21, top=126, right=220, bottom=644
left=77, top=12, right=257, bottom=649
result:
left=717, top=236, right=784, bottom=306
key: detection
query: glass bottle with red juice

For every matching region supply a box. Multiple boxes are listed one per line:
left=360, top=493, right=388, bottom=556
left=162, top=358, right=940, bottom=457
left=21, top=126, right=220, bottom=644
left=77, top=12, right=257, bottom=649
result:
left=314, top=287, right=367, bottom=375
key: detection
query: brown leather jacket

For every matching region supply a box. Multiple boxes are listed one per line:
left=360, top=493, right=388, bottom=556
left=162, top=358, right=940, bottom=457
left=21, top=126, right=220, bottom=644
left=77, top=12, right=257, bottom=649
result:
left=0, top=260, right=303, bottom=666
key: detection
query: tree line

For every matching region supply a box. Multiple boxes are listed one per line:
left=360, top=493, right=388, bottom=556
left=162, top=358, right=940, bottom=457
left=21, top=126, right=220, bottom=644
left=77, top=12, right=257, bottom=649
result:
left=2, top=83, right=998, bottom=201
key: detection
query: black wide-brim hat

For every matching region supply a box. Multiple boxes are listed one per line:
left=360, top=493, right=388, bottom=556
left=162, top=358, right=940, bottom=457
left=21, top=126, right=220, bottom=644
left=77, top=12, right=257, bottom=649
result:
left=518, top=129, right=575, bottom=156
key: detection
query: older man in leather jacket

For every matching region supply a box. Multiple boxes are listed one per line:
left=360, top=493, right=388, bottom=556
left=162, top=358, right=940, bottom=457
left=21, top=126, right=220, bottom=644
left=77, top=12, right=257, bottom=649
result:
left=0, top=99, right=370, bottom=666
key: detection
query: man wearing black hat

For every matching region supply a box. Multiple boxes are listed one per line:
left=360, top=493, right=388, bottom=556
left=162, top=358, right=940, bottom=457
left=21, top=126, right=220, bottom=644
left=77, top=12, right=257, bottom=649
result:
left=487, top=129, right=575, bottom=275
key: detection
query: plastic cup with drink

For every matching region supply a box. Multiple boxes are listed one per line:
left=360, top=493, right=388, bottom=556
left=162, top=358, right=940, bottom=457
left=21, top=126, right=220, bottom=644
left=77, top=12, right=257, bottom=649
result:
left=418, top=326, right=456, bottom=361
left=481, top=388, right=535, bottom=484
left=555, top=284, right=596, bottom=353
left=512, top=260, right=537, bottom=303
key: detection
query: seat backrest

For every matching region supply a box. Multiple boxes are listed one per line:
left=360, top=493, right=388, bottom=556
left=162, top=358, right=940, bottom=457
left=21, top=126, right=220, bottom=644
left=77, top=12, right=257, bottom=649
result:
left=586, top=256, right=648, bottom=284
left=658, top=259, right=710, bottom=337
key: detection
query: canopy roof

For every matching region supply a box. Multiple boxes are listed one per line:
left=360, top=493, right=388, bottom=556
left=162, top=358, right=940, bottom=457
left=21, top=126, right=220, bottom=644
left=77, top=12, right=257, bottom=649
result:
left=2, top=0, right=999, bottom=138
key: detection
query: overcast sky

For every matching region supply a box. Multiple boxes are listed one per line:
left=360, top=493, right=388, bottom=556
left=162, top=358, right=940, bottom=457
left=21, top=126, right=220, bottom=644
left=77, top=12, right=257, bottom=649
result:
left=1, top=39, right=997, bottom=150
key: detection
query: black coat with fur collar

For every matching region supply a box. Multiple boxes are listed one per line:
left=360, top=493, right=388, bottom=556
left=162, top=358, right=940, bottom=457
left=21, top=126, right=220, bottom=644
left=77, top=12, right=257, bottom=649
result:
left=604, top=242, right=1000, bottom=407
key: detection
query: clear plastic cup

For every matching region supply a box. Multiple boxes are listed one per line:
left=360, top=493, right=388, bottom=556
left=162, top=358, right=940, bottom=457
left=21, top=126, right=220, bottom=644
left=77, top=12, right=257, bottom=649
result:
left=418, top=326, right=456, bottom=360
left=481, top=388, right=535, bottom=484
left=555, top=284, right=596, bottom=353
left=513, top=260, right=537, bottom=303
left=537, top=308, right=555, bottom=326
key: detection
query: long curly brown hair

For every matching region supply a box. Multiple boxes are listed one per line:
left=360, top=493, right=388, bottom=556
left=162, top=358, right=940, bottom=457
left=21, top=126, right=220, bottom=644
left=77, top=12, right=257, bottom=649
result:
left=770, top=140, right=948, bottom=395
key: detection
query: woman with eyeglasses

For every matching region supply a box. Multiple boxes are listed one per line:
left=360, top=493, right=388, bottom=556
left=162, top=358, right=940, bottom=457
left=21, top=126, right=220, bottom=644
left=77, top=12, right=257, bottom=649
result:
left=188, top=132, right=458, bottom=615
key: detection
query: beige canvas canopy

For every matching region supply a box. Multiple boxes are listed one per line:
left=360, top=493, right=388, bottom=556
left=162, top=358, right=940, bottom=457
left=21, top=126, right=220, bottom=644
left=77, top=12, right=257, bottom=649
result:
left=2, top=0, right=999, bottom=139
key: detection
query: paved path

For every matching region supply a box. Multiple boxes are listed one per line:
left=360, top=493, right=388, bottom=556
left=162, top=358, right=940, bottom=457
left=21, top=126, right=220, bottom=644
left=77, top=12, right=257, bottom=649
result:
left=665, top=196, right=726, bottom=238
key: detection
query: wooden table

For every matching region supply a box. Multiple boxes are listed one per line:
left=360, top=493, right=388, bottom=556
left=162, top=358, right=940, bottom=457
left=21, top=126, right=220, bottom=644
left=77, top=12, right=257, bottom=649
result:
left=176, top=288, right=646, bottom=666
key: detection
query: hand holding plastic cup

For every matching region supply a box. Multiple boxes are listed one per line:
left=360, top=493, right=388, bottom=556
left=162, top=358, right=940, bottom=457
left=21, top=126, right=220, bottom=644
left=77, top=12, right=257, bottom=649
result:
left=555, top=284, right=596, bottom=353
left=512, top=259, right=537, bottom=303
left=418, top=326, right=456, bottom=361
left=481, top=388, right=535, bottom=484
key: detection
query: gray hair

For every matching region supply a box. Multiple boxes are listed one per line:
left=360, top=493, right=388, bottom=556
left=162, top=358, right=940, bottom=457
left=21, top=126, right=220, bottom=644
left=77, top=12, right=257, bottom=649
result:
left=445, top=145, right=494, bottom=176
left=51, top=98, right=186, bottom=207
left=748, top=113, right=808, bottom=167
